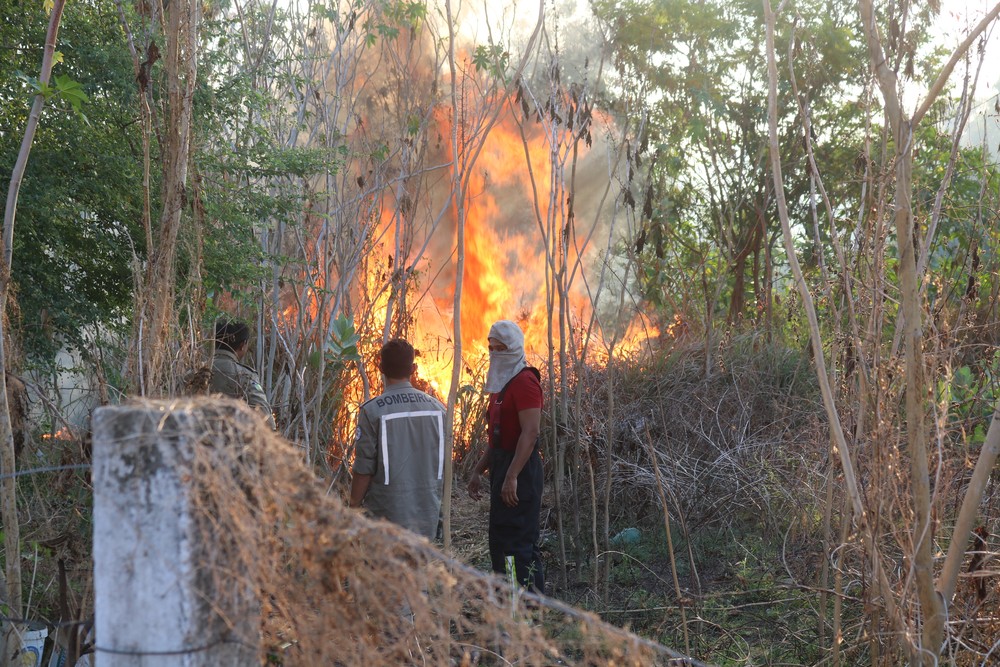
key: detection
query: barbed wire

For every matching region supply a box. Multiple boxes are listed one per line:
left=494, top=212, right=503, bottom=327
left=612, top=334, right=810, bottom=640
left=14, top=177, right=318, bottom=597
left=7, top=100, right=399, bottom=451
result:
left=0, top=463, right=90, bottom=481
left=0, top=608, right=247, bottom=658
left=90, top=637, right=255, bottom=657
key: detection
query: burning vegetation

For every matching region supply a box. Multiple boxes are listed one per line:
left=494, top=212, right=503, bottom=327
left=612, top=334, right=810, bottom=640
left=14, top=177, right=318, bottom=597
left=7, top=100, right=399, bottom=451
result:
left=269, top=24, right=662, bottom=469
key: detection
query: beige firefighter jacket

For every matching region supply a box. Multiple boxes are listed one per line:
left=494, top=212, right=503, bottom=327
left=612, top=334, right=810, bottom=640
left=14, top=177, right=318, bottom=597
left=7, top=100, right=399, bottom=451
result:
left=209, top=349, right=276, bottom=429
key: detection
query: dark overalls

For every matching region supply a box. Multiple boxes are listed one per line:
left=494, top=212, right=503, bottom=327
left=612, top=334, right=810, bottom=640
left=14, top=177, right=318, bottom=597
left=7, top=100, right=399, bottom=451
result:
left=488, top=368, right=545, bottom=593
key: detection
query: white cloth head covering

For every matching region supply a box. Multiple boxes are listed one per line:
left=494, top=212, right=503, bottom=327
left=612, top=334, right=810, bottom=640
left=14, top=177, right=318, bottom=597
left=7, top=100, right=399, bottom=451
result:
left=484, top=320, right=528, bottom=393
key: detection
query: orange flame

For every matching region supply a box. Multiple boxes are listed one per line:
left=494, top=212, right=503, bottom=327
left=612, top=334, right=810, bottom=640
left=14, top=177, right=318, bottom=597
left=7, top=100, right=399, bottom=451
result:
left=284, top=74, right=664, bottom=417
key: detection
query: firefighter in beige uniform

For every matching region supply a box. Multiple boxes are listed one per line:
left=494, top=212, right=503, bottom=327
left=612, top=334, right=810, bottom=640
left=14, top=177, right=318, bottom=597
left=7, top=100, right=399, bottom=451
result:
left=210, top=319, right=276, bottom=430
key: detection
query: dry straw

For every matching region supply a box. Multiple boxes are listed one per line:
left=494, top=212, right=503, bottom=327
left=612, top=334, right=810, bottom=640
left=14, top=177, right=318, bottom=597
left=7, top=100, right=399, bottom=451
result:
left=166, top=398, right=699, bottom=666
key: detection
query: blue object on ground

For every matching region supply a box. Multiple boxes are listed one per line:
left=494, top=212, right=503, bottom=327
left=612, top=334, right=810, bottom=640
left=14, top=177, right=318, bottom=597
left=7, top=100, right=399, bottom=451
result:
left=610, top=527, right=641, bottom=545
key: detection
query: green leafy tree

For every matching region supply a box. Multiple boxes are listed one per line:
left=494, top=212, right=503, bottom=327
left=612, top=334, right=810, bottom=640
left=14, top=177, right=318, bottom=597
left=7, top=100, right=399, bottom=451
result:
left=0, top=0, right=143, bottom=364
left=0, top=0, right=69, bottom=640
left=592, top=0, right=868, bottom=341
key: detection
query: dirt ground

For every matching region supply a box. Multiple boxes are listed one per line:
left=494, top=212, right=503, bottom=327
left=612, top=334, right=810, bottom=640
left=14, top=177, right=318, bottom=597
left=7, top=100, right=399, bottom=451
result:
left=446, top=482, right=493, bottom=571
left=446, top=480, right=571, bottom=599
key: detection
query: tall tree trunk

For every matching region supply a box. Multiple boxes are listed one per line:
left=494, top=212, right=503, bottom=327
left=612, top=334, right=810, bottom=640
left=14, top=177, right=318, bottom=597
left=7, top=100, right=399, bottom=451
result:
left=892, top=115, right=942, bottom=661
left=765, top=0, right=908, bottom=648
left=0, top=0, right=67, bottom=637
left=130, top=0, right=201, bottom=396
left=601, top=357, right=614, bottom=600
left=440, top=0, right=544, bottom=549
left=858, top=2, right=1000, bottom=659
left=441, top=0, right=463, bottom=550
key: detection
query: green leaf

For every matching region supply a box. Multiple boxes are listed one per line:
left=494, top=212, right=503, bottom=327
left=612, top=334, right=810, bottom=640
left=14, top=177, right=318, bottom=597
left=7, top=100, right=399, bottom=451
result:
left=471, top=43, right=509, bottom=79
left=54, top=74, right=89, bottom=113
left=16, top=71, right=45, bottom=94
left=326, top=314, right=362, bottom=363
left=406, top=114, right=420, bottom=136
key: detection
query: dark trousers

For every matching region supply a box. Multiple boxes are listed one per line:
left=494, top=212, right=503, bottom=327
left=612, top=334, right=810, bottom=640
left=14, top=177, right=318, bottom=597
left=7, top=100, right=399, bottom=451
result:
left=488, top=447, right=544, bottom=593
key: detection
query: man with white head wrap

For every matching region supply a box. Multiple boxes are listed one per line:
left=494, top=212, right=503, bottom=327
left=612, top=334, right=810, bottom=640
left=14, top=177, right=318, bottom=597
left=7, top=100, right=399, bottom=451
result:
left=468, top=320, right=545, bottom=593
left=482, top=320, right=528, bottom=392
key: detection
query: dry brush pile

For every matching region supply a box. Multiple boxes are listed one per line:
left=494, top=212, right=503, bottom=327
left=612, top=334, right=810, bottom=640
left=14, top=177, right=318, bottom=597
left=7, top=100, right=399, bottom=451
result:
left=559, top=330, right=1000, bottom=664
left=584, top=338, right=827, bottom=537
left=177, top=398, right=701, bottom=666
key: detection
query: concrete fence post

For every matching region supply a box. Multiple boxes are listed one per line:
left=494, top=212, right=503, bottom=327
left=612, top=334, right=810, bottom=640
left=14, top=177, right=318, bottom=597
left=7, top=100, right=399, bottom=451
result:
left=91, top=400, right=260, bottom=666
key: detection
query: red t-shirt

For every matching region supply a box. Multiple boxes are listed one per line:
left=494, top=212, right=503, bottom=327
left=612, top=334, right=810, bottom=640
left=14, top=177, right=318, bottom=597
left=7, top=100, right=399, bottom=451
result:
left=488, top=368, right=543, bottom=452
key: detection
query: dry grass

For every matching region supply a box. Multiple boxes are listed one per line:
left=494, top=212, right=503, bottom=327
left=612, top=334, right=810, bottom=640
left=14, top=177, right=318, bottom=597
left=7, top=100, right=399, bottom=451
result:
left=581, top=338, right=826, bottom=535
left=16, top=334, right=1000, bottom=666
left=170, top=398, right=701, bottom=666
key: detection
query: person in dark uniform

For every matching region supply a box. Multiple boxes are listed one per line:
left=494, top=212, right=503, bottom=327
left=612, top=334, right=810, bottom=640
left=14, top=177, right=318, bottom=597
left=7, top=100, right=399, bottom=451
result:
left=467, top=320, right=544, bottom=593
left=209, top=318, right=276, bottom=430
left=350, top=339, right=447, bottom=540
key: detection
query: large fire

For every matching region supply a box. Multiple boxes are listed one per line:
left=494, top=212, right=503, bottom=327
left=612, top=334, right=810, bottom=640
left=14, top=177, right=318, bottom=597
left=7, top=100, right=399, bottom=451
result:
left=279, top=41, right=662, bottom=454
left=372, top=90, right=658, bottom=397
